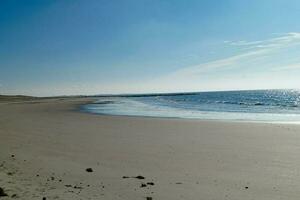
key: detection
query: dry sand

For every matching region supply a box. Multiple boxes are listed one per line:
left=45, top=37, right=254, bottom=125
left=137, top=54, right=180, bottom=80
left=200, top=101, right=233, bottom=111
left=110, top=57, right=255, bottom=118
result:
left=1, top=97, right=300, bottom=199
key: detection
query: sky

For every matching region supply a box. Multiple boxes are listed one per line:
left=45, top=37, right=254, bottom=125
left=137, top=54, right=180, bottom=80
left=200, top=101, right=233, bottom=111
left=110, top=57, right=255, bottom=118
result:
left=1, top=0, right=300, bottom=96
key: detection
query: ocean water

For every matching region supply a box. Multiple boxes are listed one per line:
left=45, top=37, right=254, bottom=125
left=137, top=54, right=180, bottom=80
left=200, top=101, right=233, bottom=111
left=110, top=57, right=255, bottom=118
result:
left=82, top=90, right=300, bottom=123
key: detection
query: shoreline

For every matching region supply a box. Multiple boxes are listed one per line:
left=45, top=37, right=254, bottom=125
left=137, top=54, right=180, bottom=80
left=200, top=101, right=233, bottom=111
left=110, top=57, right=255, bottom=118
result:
left=1, top=97, right=300, bottom=199
left=79, top=109, right=300, bottom=125
left=80, top=99, right=300, bottom=125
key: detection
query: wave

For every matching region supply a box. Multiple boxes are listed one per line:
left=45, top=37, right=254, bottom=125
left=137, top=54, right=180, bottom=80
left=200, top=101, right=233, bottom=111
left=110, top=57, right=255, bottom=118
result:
left=82, top=90, right=300, bottom=122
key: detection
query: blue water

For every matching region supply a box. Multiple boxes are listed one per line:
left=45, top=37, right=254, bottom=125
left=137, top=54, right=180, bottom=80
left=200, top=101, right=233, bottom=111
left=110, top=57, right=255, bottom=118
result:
left=83, top=90, right=300, bottom=123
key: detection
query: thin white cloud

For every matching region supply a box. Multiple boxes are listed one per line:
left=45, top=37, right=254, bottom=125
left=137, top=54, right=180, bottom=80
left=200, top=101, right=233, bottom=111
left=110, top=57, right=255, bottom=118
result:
left=169, top=48, right=268, bottom=77
left=166, top=32, right=300, bottom=79
left=140, top=32, right=300, bottom=92
left=225, top=32, right=300, bottom=48
left=224, top=40, right=264, bottom=47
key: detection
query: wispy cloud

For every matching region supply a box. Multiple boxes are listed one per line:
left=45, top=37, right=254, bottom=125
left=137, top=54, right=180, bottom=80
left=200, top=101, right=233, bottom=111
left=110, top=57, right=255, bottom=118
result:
left=224, top=40, right=264, bottom=47
left=146, top=32, right=300, bottom=92
left=166, top=32, right=300, bottom=79
left=224, top=32, right=300, bottom=49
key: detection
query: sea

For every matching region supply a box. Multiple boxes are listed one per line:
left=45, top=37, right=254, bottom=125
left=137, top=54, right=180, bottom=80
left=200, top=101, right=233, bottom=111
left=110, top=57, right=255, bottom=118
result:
left=82, top=89, right=300, bottom=123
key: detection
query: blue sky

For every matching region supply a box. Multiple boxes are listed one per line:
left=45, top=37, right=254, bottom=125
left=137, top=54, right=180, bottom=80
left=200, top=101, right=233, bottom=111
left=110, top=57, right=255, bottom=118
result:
left=1, top=0, right=300, bottom=96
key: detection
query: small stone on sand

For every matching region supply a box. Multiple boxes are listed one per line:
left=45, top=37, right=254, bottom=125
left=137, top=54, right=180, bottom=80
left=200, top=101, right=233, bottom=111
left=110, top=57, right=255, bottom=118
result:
left=86, top=168, right=93, bottom=172
left=65, top=185, right=72, bottom=188
left=0, top=187, right=8, bottom=197
left=135, top=175, right=145, bottom=179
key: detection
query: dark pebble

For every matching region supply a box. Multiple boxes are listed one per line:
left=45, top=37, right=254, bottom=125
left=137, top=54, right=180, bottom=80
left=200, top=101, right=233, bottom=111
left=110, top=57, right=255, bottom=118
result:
left=43, top=197, right=46, bottom=200
left=140, top=183, right=147, bottom=188
left=135, top=175, right=145, bottom=179
left=146, top=197, right=153, bottom=200
left=65, top=185, right=72, bottom=188
left=86, top=168, right=93, bottom=172
left=11, top=155, right=15, bottom=158
left=147, top=182, right=154, bottom=186
left=0, top=187, right=8, bottom=197
left=245, top=186, right=249, bottom=189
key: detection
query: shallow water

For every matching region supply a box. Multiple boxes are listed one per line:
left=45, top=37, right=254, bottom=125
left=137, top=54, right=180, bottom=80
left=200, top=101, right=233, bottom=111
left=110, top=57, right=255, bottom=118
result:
left=83, top=89, right=300, bottom=123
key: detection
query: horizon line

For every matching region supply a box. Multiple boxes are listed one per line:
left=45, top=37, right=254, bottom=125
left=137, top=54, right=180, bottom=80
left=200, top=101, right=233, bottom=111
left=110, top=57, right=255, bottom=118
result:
left=1, top=88, right=299, bottom=98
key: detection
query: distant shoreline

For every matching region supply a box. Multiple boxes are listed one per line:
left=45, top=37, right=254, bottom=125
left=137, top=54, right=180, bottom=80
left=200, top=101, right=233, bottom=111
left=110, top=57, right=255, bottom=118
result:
left=81, top=90, right=300, bottom=124
left=2, top=89, right=300, bottom=124
left=1, top=88, right=298, bottom=99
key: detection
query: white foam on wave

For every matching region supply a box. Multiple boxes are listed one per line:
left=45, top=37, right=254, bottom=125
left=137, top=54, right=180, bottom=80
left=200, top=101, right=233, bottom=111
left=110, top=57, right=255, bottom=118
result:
left=83, top=97, right=300, bottom=124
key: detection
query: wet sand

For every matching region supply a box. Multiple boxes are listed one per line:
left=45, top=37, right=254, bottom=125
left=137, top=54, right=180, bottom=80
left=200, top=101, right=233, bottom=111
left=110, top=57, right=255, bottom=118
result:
left=1, top=97, right=300, bottom=199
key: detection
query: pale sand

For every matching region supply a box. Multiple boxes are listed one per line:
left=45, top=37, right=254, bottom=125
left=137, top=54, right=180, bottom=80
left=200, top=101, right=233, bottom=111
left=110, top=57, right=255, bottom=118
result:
left=1, top=98, right=300, bottom=199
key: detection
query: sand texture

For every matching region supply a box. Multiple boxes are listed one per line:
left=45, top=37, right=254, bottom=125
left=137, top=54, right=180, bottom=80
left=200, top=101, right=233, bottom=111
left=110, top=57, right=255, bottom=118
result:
left=1, top=97, right=300, bottom=199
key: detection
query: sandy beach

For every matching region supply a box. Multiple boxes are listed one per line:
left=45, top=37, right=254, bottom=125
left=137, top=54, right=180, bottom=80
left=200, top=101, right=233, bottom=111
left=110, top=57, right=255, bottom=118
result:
left=1, top=97, right=300, bottom=199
